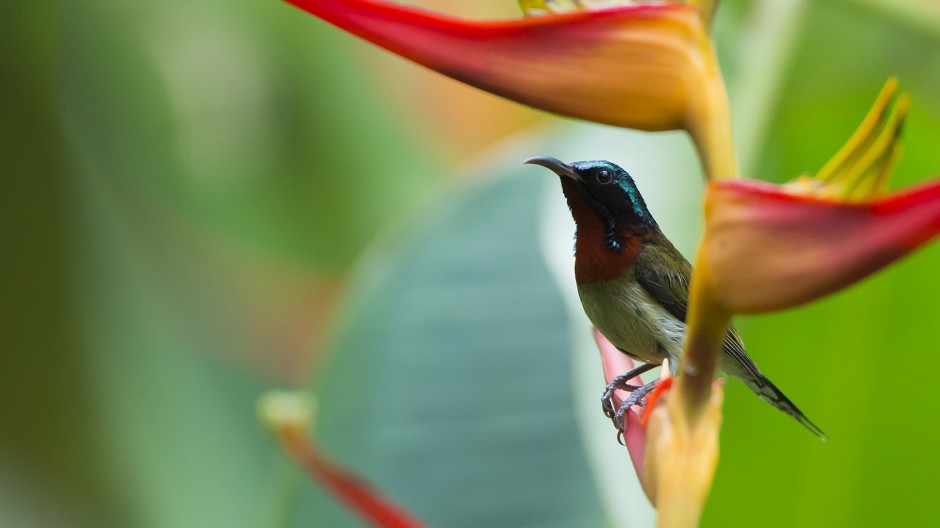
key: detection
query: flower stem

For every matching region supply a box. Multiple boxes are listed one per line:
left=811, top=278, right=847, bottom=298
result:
left=676, top=263, right=730, bottom=419
left=652, top=381, right=724, bottom=528
left=688, top=68, right=737, bottom=180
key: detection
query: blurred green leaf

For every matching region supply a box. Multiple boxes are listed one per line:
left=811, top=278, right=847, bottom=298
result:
left=56, top=0, right=446, bottom=525
left=69, top=123, right=287, bottom=528
left=287, top=168, right=606, bottom=527
left=62, top=0, right=440, bottom=272
left=0, top=0, right=120, bottom=525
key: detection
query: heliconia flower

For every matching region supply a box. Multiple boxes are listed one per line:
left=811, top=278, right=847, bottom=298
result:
left=258, top=392, right=427, bottom=528
left=285, top=0, right=735, bottom=178
left=595, top=328, right=652, bottom=500
left=701, top=79, right=940, bottom=314
left=517, top=0, right=634, bottom=16
left=595, top=328, right=722, bottom=520
left=644, top=374, right=723, bottom=526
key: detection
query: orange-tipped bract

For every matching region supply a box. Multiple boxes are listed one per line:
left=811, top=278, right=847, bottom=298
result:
left=285, top=0, right=734, bottom=178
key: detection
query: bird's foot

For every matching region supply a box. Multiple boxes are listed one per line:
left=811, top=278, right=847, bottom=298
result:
left=612, top=379, right=659, bottom=429
left=602, top=375, right=640, bottom=419
left=600, top=363, right=657, bottom=421
left=601, top=363, right=658, bottom=443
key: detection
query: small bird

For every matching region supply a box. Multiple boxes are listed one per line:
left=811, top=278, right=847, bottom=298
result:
left=525, top=156, right=823, bottom=436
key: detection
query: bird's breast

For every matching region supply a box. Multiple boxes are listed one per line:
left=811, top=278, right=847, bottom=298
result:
left=574, top=235, right=641, bottom=284
left=577, top=272, right=685, bottom=366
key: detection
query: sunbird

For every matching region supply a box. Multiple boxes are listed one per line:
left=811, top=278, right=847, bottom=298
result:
left=525, top=156, right=823, bottom=436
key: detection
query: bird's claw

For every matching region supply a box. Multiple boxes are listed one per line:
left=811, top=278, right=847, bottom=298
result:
left=602, top=380, right=638, bottom=420
left=600, top=363, right=657, bottom=428
left=612, top=380, right=658, bottom=428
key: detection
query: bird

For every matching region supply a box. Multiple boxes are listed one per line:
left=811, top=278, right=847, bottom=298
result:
left=524, top=156, right=824, bottom=437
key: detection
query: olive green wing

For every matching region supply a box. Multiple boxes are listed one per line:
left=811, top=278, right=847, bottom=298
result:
left=634, top=243, right=762, bottom=381
left=633, top=242, right=692, bottom=324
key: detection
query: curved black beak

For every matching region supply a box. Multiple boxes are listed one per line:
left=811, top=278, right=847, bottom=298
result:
left=523, top=156, right=582, bottom=181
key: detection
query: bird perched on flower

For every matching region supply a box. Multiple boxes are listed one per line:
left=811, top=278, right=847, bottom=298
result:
left=526, top=156, right=823, bottom=436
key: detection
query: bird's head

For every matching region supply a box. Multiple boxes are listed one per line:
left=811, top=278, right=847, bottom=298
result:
left=525, top=156, right=656, bottom=229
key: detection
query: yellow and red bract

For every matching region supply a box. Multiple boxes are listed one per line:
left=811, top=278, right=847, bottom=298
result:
left=704, top=177, right=940, bottom=313
left=284, top=0, right=734, bottom=178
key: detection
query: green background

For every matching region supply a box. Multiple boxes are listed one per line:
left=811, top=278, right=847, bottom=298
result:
left=3, top=0, right=940, bottom=526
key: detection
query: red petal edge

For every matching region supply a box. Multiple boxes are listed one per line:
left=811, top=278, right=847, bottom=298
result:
left=280, top=429, right=426, bottom=528
left=706, top=177, right=940, bottom=313
left=284, top=0, right=689, bottom=40
left=593, top=329, right=647, bottom=478
left=283, top=0, right=699, bottom=130
left=640, top=376, right=673, bottom=427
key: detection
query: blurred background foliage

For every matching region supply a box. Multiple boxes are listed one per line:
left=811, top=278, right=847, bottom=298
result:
left=3, top=0, right=940, bottom=526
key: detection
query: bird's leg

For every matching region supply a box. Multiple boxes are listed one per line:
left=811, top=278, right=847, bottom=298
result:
left=613, top=379, right=659, bottom=427
left=601, top=362, right=658, bottom=420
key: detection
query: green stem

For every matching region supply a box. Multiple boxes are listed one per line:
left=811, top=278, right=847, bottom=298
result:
left=677, top=264, right=731, bottom=420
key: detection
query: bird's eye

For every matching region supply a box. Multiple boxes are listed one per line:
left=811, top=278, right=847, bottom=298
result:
left=596, top=169, right=612, bottom=184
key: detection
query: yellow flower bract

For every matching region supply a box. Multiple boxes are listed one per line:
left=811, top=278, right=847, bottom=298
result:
left=785, top=78, right=910, bottom=202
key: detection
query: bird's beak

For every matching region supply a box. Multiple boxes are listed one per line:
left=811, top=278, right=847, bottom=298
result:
left=524, top=156, right=582, bottom=181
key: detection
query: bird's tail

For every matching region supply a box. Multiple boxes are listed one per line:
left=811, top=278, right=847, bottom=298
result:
left=744, top=374, right=826, bottom=438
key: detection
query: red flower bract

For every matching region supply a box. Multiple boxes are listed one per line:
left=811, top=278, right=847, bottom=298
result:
left=284, top=0, right=711, bottom=133
left=704, top=177, right=940, bottom=314
left=595, top=328, right=653, bottom=500
left=260, top=392, right=426, bottom=528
